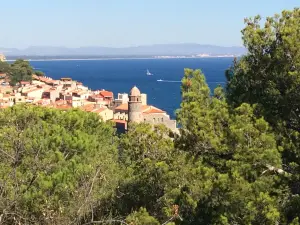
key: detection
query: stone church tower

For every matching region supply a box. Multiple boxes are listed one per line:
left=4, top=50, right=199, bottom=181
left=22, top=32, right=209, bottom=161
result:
left=128, top=86, right=143, bottom=123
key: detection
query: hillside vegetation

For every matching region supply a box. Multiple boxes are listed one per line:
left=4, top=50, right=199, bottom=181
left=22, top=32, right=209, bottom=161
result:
left=0, top=8, right=299, bottom=225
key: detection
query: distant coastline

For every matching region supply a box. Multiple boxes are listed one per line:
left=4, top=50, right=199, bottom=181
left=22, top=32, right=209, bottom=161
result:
left=5, top=55, right=238, bottom=62
left=1, top=43, right=246, bottom=61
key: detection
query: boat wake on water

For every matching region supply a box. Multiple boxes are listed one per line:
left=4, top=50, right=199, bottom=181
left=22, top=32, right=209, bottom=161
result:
left=157, top=79, right=181, bottom=83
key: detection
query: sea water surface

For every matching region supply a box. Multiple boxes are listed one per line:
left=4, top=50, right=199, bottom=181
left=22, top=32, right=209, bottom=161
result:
left=30, top=58, right=233, bottom=118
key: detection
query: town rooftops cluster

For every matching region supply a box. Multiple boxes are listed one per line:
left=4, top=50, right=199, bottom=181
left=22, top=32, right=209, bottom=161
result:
left=0, top=73, right=177, bottom=132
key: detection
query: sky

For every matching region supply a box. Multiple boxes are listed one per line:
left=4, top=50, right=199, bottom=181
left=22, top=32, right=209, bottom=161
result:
left=1, top=0, right=298, bottom=48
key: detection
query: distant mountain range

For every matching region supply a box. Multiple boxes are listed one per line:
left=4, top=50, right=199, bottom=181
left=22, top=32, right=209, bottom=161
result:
left=0, top=44, right=246, bottom=57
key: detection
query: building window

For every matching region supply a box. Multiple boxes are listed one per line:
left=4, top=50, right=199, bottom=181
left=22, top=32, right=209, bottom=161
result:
left=153, top=118, right=156, bottom=122
left=161, top=118, right=163, bottom=122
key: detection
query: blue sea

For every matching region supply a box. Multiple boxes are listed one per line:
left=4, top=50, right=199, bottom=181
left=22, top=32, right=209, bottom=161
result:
left=30, top=58, right=233, bottom=118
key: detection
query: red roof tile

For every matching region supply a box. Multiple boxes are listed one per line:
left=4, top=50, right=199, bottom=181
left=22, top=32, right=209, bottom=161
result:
left=143, top=106, right=165, bottom=114
left=99, top=90, right=113, bottom=98
left=142, top=105, right=150, bottom=111
left=114, top=104, right=165, bottom=114
left=80, top=104, right=95, bottom=112
left=115, top=103, right=128, bottom=111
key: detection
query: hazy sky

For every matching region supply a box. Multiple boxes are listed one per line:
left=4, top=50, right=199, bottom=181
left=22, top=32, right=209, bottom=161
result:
left=1, top=0, right=298, bottom=48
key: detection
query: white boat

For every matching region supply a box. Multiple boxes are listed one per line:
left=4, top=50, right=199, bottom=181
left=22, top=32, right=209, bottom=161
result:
left=146, top=69, right=153, bottom=76
left=157, top=79, right=163, bottom=82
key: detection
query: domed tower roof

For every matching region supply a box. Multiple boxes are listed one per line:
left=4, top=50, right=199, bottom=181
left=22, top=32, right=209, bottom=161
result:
left=130, top=86, right=141, bottom=96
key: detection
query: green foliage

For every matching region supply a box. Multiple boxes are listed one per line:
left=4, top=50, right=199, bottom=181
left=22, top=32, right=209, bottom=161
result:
left=0, top=59, right=37, bottom=86
left=0, top=8, right=299, bottom=225
left=115, top=123, right=217, bottom=224
left=9, top=59, right=33, bottom=86
left=176, top=68, right=229, bottom=161
left=225, top=8, right=300, bottom=223
left=291, top=218, right=300, bottom=225
left=226, top=8, right=300, bottom=129
left=126, top=208, right=160, bottom=225
left=117, top=123, right=177, bottom=219
left=0, top=61, right=10, bottom=73
left=0, top=105, right=119, bottom=224
left=175, top=68, right=283, bottom=224
left=35, top=70, right=45, bottom=76
left=112, top=71, right=285, bottom=224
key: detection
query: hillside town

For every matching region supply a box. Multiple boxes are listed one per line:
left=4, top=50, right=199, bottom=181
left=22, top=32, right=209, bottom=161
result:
left=0, top=59, right=177, bottom=133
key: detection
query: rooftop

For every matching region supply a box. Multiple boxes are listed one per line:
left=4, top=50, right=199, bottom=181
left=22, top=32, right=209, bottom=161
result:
left=143, top=106, right=165, bottom=114
left=99, top=90, right=113, bottom=98
left=115, top=103, right=166, bottom=114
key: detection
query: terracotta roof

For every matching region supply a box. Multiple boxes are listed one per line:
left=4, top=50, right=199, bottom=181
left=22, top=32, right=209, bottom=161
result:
left=80, top=104, right=108, bottom=114
left=90, top=94, right=104, bottom=99
left=32, top=75, right=56, bottom=84
left=80, top=104, right=95, bottom=112
left=143, top=106, right=165, bottom=114
left=114, top=104, right=165, bottom=114
left=93, top=108, right=107, bottom=113
left=142, top=105, right=150, bottom=111
left=99, top=90, right=113, bottom=98
left=115, top=103, right=128, bottom=111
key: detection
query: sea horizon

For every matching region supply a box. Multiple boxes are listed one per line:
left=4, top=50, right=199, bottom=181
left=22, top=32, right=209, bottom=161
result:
left=29, top=58, right=232, bottom=118
left=6, top=55, right=236, bottom=62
